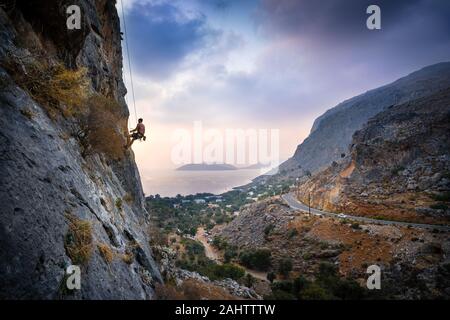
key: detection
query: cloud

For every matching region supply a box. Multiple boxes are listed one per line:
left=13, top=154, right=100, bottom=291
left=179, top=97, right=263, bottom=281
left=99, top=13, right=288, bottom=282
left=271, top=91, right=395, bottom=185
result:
left=124, top=0, right=450, bottom=172
left=256, top=0, right=450, bottom=43
left=124, top=1, right=218, bottom=79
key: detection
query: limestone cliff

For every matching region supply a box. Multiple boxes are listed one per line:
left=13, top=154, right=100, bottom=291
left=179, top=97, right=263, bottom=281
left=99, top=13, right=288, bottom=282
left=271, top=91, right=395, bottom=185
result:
left=0, top=1, right=161, bottom=299
left=297, top=88, right=450, bottom=224
left=280, top=62, right=450, bottom=176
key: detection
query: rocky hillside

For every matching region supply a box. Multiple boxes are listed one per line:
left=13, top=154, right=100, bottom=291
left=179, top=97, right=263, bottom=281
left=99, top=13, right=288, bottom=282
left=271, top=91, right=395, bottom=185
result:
left=215, top=198, right=450, bottom=299
left=278, top=62, right=450, bottom=178
left=297, top=88, right=450, bottom=224
left=0, top=1, right=161, bottom=299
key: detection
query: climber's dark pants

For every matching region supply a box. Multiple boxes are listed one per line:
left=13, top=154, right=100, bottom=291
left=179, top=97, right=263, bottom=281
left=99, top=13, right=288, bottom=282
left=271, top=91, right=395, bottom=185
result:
left=131, top=132, right=143, bottom=140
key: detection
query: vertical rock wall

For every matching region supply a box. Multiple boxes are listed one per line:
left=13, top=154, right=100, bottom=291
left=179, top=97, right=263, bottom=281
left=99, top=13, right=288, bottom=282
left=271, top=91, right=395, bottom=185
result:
left=0, top=1, right=161, bottom=299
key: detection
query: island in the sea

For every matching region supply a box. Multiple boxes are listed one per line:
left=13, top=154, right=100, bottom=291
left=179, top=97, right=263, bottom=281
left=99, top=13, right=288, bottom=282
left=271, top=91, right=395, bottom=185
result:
left=176, top=163, right=238, bottom=171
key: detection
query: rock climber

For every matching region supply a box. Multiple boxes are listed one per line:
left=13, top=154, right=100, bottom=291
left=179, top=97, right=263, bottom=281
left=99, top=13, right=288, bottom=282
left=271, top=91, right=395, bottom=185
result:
left=126, top=118, right=146, bottom=149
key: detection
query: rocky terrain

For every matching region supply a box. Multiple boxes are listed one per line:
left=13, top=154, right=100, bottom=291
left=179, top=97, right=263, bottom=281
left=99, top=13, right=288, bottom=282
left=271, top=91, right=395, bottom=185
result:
left=217, top=75, right=450, bottom=299
left=297, top=88, right=450, bottom=225
left=0, top=1, right=161, bottom=299
left=215, top=198, right=450, bottom=299
left=152, top=245, right=261, bottom=300
left=255, top=62, right=450, bottom=186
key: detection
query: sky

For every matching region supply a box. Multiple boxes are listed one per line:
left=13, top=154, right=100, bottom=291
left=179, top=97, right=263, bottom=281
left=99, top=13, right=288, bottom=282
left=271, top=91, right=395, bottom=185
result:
left=117, top=0, right=450, bottom=171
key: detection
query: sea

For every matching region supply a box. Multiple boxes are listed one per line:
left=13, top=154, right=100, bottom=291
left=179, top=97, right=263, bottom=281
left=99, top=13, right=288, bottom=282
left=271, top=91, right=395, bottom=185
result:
left=140, top=169, right=262, bottom=197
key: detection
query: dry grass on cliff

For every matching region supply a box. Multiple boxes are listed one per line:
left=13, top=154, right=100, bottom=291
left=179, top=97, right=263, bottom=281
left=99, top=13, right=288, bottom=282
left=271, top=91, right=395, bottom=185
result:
left=79, top=94, right=126, bottom=161
left=64, top=213, right=94, bottom=265
left=3, top=54, right=127, bottom=161
left=1, top=54, right=89, bottom=119
left=97, top=243, right=114, bottom=264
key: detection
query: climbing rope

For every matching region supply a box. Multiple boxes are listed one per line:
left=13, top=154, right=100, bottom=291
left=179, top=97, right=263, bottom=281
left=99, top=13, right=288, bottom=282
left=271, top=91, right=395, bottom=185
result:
left=120, top=0, right=138, bottom=125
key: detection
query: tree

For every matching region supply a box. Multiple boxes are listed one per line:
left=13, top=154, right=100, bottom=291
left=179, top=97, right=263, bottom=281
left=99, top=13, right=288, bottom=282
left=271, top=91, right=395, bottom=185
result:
left=239, top=249, right=272, bottom=271
left=278, top=258, right=293, bottom=278
left=223, top=247, right=237, bottom=263
left=267, top=272, right=276, bottom=283
left=243, top=274, right=255, bottom=288
left=293, top=276, right=309, bottom=295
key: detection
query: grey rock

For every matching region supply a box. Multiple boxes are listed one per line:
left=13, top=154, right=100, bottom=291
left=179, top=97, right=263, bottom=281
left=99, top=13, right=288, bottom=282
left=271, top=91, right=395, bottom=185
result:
left=0, top=2, right=161, bottom=299
left=280, top=62, right=450, bottom=174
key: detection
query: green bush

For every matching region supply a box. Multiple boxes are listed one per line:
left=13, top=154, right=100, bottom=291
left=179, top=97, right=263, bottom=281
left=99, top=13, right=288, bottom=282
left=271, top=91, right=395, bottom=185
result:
left=287, top=228, right=298, bottom=239
left=391, top=165, right=405, bottom=176
left=265, top=290, right=296, bottom=300
left=212, top=263, right=245, bottom=281
left=351, top=222, right=361, bottom=229
left=271, top=281, right=293, bottom=293
left=243, top=273, right=256, bottom=288
left=264, top=224, right=275, bottom=236
left=430, top=203, right=448, bottom=210
left=278, top=258, right=293, bottom=277
left=265, top=262, right=368, bottom=300
left=239, top=248, right=272, bottom=271
left=223, top=246, right=237, bottom=263
left=212, top=236, right=228, bottom=250
left=333, top=279, right=366, bottom=300
left=293, top=276, right=309, bottom=293
left=185, top=240, right=205, bottom=256
left=267, top=272, right=276, bottom=283
left=115, top=198, right=123, bottom=210
left=299, top=282, right=332, bottom=300
left=431, top=192, right=450, bottom=202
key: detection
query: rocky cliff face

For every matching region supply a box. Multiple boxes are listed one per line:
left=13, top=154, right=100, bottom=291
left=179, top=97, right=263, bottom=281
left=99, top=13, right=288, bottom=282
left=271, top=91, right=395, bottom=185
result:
left=0, top=1, right=161, bottom=299
left=215, top=198, right=450, bottom=299
left=280, top=63, right=450, bottom=176
left=297, top=88, right=450, bottom=224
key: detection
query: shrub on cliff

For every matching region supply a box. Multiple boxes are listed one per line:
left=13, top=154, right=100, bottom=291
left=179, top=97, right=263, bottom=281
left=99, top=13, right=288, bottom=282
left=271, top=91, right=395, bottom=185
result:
left=2, top=54, right=89, bottom=119
left=64, top=213, right=93, bottom=265
left=76, top=94, right=126, bottom=160
left=278, top=257, right=293, bottom=277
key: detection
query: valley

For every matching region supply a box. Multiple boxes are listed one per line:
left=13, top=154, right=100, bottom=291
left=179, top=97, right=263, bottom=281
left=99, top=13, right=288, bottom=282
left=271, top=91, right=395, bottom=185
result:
left=146, top=72, right=450, bottom=300
left=1, top=0, right=449, bottom=301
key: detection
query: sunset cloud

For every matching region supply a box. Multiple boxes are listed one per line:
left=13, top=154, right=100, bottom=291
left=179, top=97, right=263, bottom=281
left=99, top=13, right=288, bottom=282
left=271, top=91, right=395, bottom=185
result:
left=119, top=0, right=450, bottom=169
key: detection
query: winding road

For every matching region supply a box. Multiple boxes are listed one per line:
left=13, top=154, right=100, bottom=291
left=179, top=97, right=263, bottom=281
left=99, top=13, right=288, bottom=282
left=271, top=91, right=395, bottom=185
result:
left=282, top=193, right=450, bottom=231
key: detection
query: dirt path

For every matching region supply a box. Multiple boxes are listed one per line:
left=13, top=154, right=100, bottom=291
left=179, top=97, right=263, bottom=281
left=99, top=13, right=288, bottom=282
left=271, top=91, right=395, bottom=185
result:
left=195, top=227, right=221, bottom=262
left=195, top=227, right=268, bottom=281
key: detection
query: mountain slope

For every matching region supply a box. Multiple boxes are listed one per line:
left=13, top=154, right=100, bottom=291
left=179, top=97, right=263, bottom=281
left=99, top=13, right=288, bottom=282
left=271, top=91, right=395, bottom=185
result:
left=0, top=1, right=161, bottom=299
left=283, top=62, right=450, bottom=175
left=297, top=88, right=450, bottom=224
